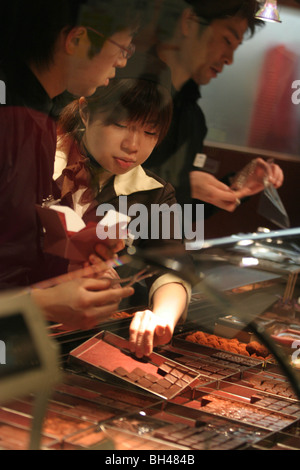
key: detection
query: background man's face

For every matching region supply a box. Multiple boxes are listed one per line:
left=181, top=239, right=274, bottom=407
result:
left=67, top=29, right=133, bottom=97
left=193, top=16, right=248, bottom=86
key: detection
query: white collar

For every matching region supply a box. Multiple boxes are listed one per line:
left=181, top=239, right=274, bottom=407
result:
left=113, top=166, right=163, bottom=196
left=54, top=147, right=163, bottom=196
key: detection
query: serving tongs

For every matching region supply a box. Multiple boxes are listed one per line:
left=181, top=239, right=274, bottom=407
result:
left=32, top=254, right=157, bottom=290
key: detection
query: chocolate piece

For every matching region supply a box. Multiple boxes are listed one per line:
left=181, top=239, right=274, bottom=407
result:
left=177, top=365, right=190, bottom=374
left=157, top=378, right=171, bottom=389
left=185, top=400, right=201, bottom=409
left=171, top=369, right=184, bottom=379
left=186, top=361, right=200, bottom=369
left=137, top=378, right=152, bottom=388
left=154, top=423, right=187, bottom=436
left=126, top=372, right=140, bottom=382
left=132, top=367, right=146, bottom=377
left=211, top=374, right=223, bottom=379
left=175, top=357, right=189, bottom=363
left=164, top=373, right=177, bottom=384
left=158, top=363, right=172, bottom=376
left=191, top=442, right=207, bottom=450
left=201, top=365, right=218, bottom=373
left=250, top=395, right=262, bottom=404
left=114, top=367, right=128, bottom=377
left=144, top=373, right=157, bottom=383
left=160, top=434, right=180, bottom=443
left=150, top=384, right=166, bottom=395
left=284, top=405, right=300, bottom=415
left=167, top=384, right=181, bottom=396
left=181, top=374, right=194, bottom=384
left=273, top=383, right=287, bottom=391
left=171, top=428, right=196, bottom=439
left=175, top=379, right=187, bottom=388
left=194, top=394, right=296, bottom=432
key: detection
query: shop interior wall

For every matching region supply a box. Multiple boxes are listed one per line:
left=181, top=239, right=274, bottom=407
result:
left=199, top=5, right=300, bottom=239
left=203, top=144, right=300, bottom=239
left=200, top=5, right=300, bottom=154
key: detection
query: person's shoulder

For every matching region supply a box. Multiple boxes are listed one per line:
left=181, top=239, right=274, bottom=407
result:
left=143, top=167, right=175, bottom=192
left=174, top=79, right=200, bottom=105
left=143, top=167, right=165, bottom=184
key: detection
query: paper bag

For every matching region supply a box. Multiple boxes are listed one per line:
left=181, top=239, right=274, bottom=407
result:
left=36, top=205, right=131, bottom=263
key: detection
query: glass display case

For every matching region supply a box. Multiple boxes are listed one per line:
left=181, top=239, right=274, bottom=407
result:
left=1, top=229, right=300, bottom=450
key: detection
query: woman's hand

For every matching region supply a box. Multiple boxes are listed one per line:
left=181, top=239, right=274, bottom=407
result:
left=129, top=283, right=187, bottom=358
left=32, top=277, right=134, bottom=330
left=94, top=238, right=125, bottom=261
left=129, top=309, right=173, bottom=358
left=232, top=158, right=284, bottom=200
left=68, top=252, right=122, bottom=285
left=189, top=171, right=239, bottom=212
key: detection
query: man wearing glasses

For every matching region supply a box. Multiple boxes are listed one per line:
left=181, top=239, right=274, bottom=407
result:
left=144, top=0, right=283, bottom=221
left=0, top=0, right=150, bottom=330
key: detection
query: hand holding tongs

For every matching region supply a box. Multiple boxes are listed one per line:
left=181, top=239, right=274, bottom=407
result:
left=32, top=255, right=157, bottom=290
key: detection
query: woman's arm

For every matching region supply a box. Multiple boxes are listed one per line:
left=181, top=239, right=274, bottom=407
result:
left=129, top=282, right=187, bottom=358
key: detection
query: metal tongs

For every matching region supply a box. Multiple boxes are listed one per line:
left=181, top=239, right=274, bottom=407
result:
left=32, top=253, right=157, bottom=290
left=100, top=266, right=157, bottom=287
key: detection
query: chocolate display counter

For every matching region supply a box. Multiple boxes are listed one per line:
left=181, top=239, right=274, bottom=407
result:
left=1, top=230, right=300, bottom=450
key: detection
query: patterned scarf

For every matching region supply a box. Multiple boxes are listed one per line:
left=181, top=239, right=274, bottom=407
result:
left=60, top=139, right=104, bottom=205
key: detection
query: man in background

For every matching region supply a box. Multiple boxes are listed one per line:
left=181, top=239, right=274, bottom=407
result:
left=144, top=0, right=283, bottom=220
left=0, top=0, right=151, bottom=329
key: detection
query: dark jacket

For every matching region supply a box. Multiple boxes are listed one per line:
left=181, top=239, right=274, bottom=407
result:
left=0, top=61, right=56, bottom=288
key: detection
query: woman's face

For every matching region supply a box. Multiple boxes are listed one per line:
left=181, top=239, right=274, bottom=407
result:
left=82, top=114, right=159, bottom=175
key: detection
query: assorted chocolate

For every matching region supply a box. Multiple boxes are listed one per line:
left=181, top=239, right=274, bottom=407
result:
left=103, top=412, right=269, bottom=450
left=246, top=374, right=297, bottom=399
left=113, top=361, right=196, bottom=399
left=183, top=330, right=272, bottom=361
left=251, top=394, right=300, bottom=418
left=69, top=331, right=198, bottom=399
left=171, top=355, right=237, bottom=380
left=1, top=321, right=300, bottom=449
left=211, top=350, right=264, bottom=367
left=59, top=425, right=179, bottom=451
left=153, top=422, right=257, bottom=450
left=179, top=394, right=296, bottom=432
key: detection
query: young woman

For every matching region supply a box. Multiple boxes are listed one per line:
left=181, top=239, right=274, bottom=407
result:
left=54, top=53, right=191, bottom=358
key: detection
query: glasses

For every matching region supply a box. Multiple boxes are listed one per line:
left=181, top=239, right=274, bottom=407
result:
left=86, top=27, right=136, bottom=59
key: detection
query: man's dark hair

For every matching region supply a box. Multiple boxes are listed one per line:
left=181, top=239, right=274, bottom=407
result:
left=156, top=0, right=263, bottom=41
left=0, top=0, right=152, bottom=68
left=188, top=0, right=263, bottom=36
